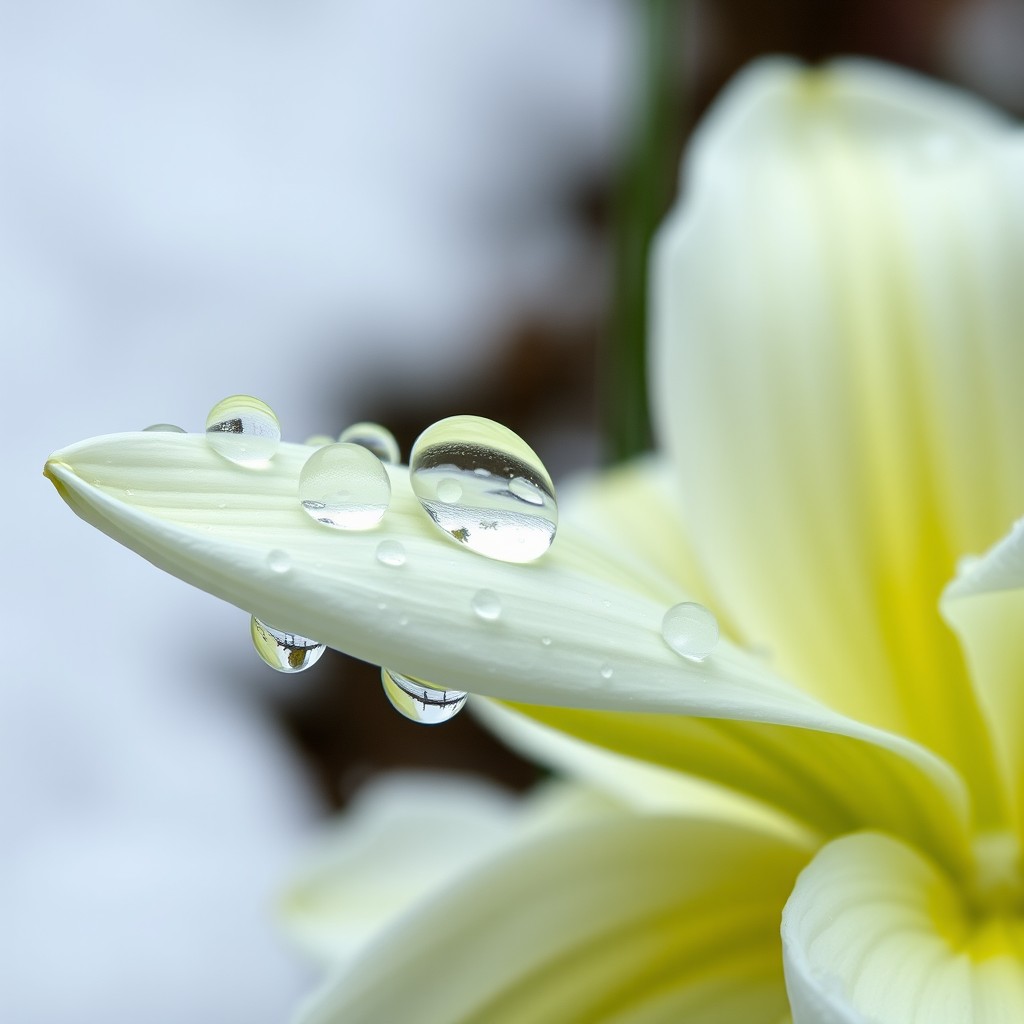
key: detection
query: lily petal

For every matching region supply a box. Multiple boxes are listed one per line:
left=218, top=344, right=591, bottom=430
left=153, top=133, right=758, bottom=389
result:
left=782, top=832, right=1024, bottom=1023
left=279, top=772, right=522, bottom=966
left=45, top=432, right=972, bottom=871
left=943, top=522, right=1024, bottom=833
left=295, top=814, right=808, bottom=1024
left=652, top=58, right=1024, bottom=821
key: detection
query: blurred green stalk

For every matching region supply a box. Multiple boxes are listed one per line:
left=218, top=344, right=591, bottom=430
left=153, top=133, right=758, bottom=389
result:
left=604, top=0, right=687, bottom=463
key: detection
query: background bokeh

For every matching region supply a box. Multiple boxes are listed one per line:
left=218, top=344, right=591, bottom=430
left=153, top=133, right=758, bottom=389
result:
left=4, top=1, right=1023, bottom=1021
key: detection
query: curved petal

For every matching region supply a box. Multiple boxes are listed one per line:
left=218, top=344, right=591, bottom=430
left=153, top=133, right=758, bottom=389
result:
left=46, top=433, right=972, bottom=872
left=944, top=522, right=1024, bottom=834
left=279, top=773, right=522, bottom=966
left=652, top=58, right=1024, bottom=822
left=294, top=814, right=808, bottom=1024
left=782, top=831, right=1024, bottom=1023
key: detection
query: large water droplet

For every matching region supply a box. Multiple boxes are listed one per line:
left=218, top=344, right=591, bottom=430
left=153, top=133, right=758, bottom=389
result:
left=299, top=442, right=391, bottom=530
left=380, top=668, right=468, bottom=725
left=662, top=602, right=719, bottom=662
left=471, top=589, right=502, bottom=621
left=339, top=421, right=401, bottom=465
left=251, top=616, right=325, bottom=673
left=375, top=539, right=406, bottom=567
left=409, top=415, right=557, bottom=562
left=205, top=395, right=281, bottom=467
left=143, top=423, right=186, bottom=433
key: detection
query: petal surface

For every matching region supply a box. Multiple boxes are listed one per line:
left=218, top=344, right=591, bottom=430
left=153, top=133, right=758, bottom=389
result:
left=652, top=58, right=1024, bottom=823
left=46, top=433, right=972, bottom=871
left=782, top=832, right=1024, bottom=1024
left=944, top=523, right=1024, bottom=834
left=295, top=814, right=808, bottom=1024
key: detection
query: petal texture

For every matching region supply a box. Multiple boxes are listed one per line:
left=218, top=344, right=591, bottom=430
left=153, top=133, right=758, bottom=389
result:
left=652, top=58, right=1024, bottom=823
left=944, top=523, right=1024, bottom=834
left=783, top=832, right=1024, bottom=1023
left=46, top=433, right=972, bottom=871
left=296, top=815, right=808, bottom=1024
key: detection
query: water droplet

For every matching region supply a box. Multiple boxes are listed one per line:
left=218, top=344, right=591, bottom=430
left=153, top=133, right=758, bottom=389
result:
left=299, top=442, right=391, bottom=530
left=251, top=616, right=325, bottom=673
left=662, top=602, right=719, bottom=662
left=380, top=667, right=468, bottom=725
left=409, top=415, right=557, bottom=563
left=304, top=433, right=335, bottom=448
left=143, top=423, right=186, bottom=433
left=599, top=663, right=613, bottom=680
left=205, top=395, right=281, bottom=467
left=339, top=422, right=401, bottom=465
left=471, top=589, right=502, bottom=621
left=267, top=549, right=290, bottom=573
left=541, top=636, right=552, bottom=647
left=398, top=614, right=410, bottom=627
left=376, top=540, right=406, bottom=567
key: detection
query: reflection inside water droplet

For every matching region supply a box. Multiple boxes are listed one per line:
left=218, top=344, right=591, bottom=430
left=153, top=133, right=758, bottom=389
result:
left=662, top=601, right=719, bottom=662
left=339, top=421, right=401, bottom=465
left=380, top=667, right=468, bottom=725
left=205, top=395, right=281, bottom=467
left=251, top=616, right=325, bottom=673
left=299, top=442, right=391, bottom=529
left=409, top=415, right=557, bottom=563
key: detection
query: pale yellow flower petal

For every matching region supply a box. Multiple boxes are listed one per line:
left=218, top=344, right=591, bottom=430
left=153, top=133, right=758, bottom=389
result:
left=45, top=432, right=972, bottom=872
left=944, top=523, right=1024, bottom=834
left=782, top=831, right=1024, bottom=1023
left=279, top=773, right=522, bottom=966
left=652, top=58, right=1024, bottom=823
left=295, top=815, right=807, bottom=1024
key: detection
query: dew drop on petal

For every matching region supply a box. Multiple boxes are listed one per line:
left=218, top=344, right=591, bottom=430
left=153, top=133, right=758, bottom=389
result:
left=599, top=663, right=613, bottom=680
left=380, top=667, right=468, bottom=725
left=251, top=616, right=325, bottom=673
left=267, top=549, right=291, bottom=573
left=541, top=636, right=552, bottom=647
left=143, top=423, right=186, bottom=433
left=339, top=421, right=401, bottom=465
left=409, top=415, right=557, bottom=563
left=205, top=395, right=281, bottom=467
left=299, top=442, right=391, bottom=530
left=375, top=539, right=406, bottom=567
left=662, top=601, right=719, bottom=662
left=471, top=589, right=501, bottom=621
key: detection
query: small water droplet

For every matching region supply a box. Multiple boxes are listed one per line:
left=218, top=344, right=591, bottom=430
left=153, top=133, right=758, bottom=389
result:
left=125, top=488, right=135, bottom=496
left=376, top=600, right=388, bottom=612
left=599, top=663, right=613, bottom=680
left=471, top=589, right=502, bottom=621
left=375, top=540, right=406, bottom=567
left=299, top=442, right=391, bottom=530
left=304, top=433, right=335, bottom=448
left=339, top=422, right=401, bottom=465
left=251, top=616, right=325, bottom=673
left=380, top=667, right=468, bottom=725
left=143, top=423, right=186, bottom=433
left=662, top=602, right=719, bottom=662
left=205, top=395, right=281, bottom=467
left=541, top=635, right=552, bottom=647
left=409, top=415, right=557, bottom=563
left=267, top=549, right=290, bottom=573
left=398, top=614, right=410, bottom=627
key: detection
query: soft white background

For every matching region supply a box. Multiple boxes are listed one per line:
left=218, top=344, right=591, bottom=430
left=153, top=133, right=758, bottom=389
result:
left=0, top=2, right=634, bottom=1021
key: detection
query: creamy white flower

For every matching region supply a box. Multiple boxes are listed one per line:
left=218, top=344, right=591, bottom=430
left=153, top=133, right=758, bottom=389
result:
left=46, top=58, right=1024, bottom=1022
